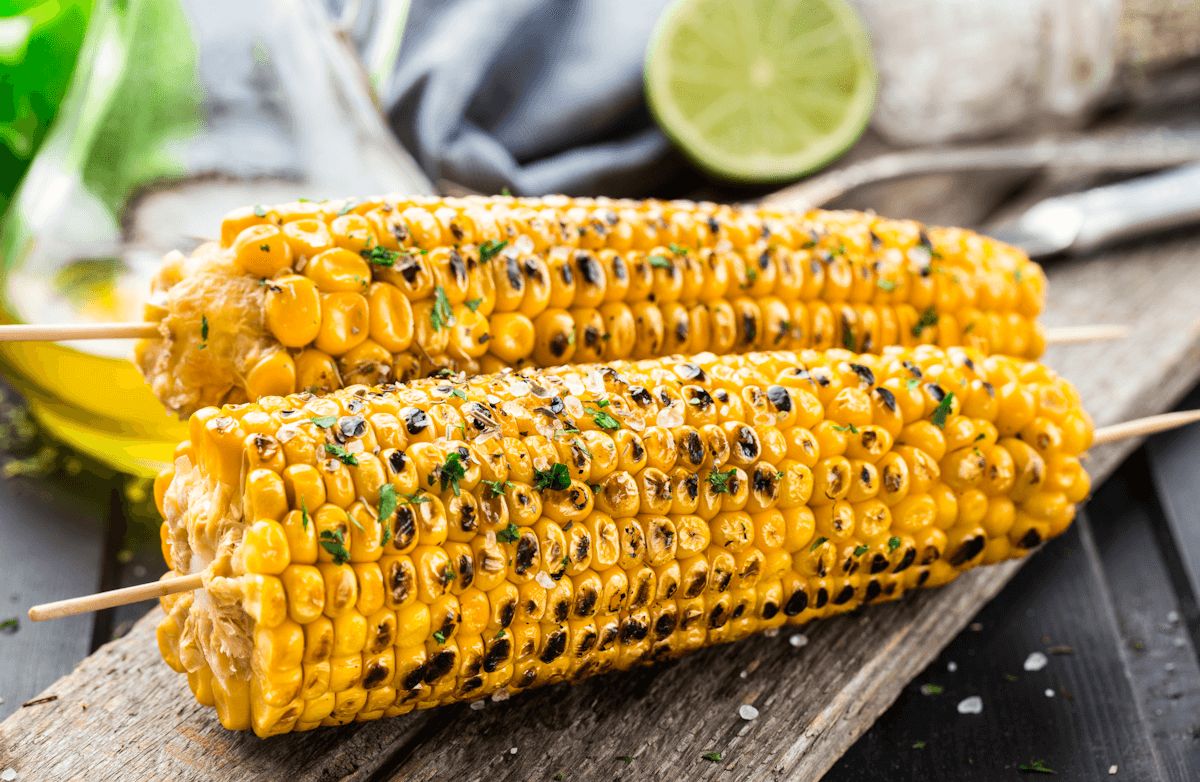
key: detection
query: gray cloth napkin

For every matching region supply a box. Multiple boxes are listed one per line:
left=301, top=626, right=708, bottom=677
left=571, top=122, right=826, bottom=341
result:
left=379, top=0, right=684, bottom=196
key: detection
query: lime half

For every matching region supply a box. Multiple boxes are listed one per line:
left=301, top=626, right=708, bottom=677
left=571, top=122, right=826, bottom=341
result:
left=646, top=0, right=876, bottom=183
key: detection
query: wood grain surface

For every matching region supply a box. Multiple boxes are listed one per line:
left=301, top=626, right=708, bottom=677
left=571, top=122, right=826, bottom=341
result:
left=3, top=224, right=1199, bottom=780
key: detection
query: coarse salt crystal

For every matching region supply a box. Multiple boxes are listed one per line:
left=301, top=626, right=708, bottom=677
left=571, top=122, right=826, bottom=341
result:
left=535, top=572, right=555, bottom=589
left=738, top=704, right=759, bottom=721
left=956, top=696, right=983, bottom=715
left=509, top=747, right=518, bottom=755
left=739, top=671, right=748, bottom=679
left=789, top=633, right=808, bottom=648
left=345, top=440, right=364, bottom=454
left=470, top=700, right=485, bottom=711
left=1108, top=765, right=1118, bottom=775
left=492, top=689, right=510, bottom=702
left=1023, top=652, right=1048, bottom=672
left=947, top=661, right=958, bottom=673
left=1, top=769, right=17, bottom=781
left=763, top=628, right=779, bottom=638
left=508, top=379, right=531, bottom=398
left=1045, top=689, right=1055, bottom=698
left=1167, top=610, right=1179, bottom=624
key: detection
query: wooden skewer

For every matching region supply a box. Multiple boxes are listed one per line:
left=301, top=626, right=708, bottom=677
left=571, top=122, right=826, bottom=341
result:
left=27, top=573, right=203, bottom=622
left=0, top=322, right=160, bottom=341
left=25, top=408, right=1200, bottom=622
left=1090, top=409, right=1200, bottom=447
left=0, top=322, right=1128, bottom=345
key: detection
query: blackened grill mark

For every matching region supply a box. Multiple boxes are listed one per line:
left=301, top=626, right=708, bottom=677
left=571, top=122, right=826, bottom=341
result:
left=517, top=668, right=537, bottom=688
left=633, top=577, right=651, bottom=607
left=731, top=602, right=746, bottom=619
left=892, top=547, right=917, bottom=573
left=575, top=252, right=602, bottom=285
left=599, top=625, right=620, bottom=650
left=505, top=257, right=524, bottom=290
left=684, top=571, right=707, bottom=598
left=630, top=438, right=645, bottom=462
left=523, top=258, right=546, bottom=286
left=1017, top=528, right=1043, bottom=548
left=515, top=534, right=537, bottom=574
left=654, top=613, right=677, bottom=639
left=553, top=599, right=570, bottom=623
left=575, top=588, right=597, bottom=616
left=736, top=426, right=759, bottom=460
left=558, top=261, right=574, bottom=285
left=916, top=570, right=932, bottom=587
left=388, top=450, right=406, bottom=472
left=549, top=332, right=570, bottom=358
left=741, top=311, right=757, bottom=344
left=424, top=651, right=455, bottom=682
left=766, top=385, right=792, bottom=412
left=920, top=546, right=941, bottom=565
left=982, top=381, right=995, bottom=397
left=499, top=599, right=516, bottom=628
left=585, top=325, right=602, bottom=348
left=611, top=256, right=628, bottom=281
left=875, top=387, right=897, bottom=413
left=784, top=588, right=808, bottom=615
left=714, top=569, right=732, bottom=593
left=483, top=638, right=511, bottom=672
left=684, top=474, right=699, bottom=500
left=448, top=250, right=467, bottom=284
left=363, top=662, right=390, bottom=689
left=864, top=580, right=882, bottom=602
left=762, top=602, right=779, bottom=619
left=389, top=560, right=413, bottom=601
left=403, top=408, right=430, bottom=435
left=620, top=618, right=649, bottom=642
left=461, top=676, right=483, bottom=693
left=707, top=604, right=727, bottom=629
left=833, top=585, right=855, bottom=604
left=687, top=388, right=714, bottom=411
left=928, top=384, right=947, bottom=402
left=629, top=386, right=653, bottom=406
left=684, top=431, right=705, bottom=465
left=575, top=534, right=590, bottom=562
left=457, top=554, right=475, bottom=588
left=398, top=258, right=421, bottom=284
left=540, top=630, right=567, bottom=663
left=392, top=508, right=416, bottom=549
left=945, top=534, right=984, bottom=566
left=869, top=553, right=889, bottom=574
left=576, top=629, right=598, bottom=655
left=903, top=361, right=923, bottom=378
left=849, top=363, right=875, bottom=386
left=402, top=666, right=426, bottom=690
left=814, top=587, right=829, bottom=608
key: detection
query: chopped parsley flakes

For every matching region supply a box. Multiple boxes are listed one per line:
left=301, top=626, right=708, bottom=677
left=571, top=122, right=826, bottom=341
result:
left=439, top=451, right=467, bottom=495
left=198, top=314, right=209, bottom=350
left=377, top=484, right=398, bottom=525
left=309, top=415, right=337, bottom=428
left=648, top=255, right=672, bottom=269
left=481, top=479, right=514, bottom=498
left=832, top=423, right=859, bottom=434
left=361, top=246, right=400, bottom=266
left=887, top=536, right=901, bottom=552
left=300, top=499, right=310, bottom=531
left=809, top=536, right=829, bottom=552
left=498, top=522, right=520, bottom=543
left=911, top=308, right=938, bottom=337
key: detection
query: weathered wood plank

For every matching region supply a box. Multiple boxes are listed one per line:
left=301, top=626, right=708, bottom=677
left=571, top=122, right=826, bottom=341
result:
left=1146, top=385, right=1200, bottom=614
left=2, top=226, right=1199, bottom=781
left=0, top=467, right=111, bottom=721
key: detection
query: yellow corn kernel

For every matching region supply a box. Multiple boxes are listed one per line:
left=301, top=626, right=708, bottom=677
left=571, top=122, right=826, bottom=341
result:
left=233, top=223, right=293, bottom=278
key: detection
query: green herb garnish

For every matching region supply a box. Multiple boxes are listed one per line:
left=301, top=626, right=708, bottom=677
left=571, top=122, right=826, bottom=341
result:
left=198, top=314, right=209, bottom=350
left=465, top=297, right=483, bottom=312
left=912, top=741, right=927, bottom=750
left=377, top=484, right=397, bottom=526
left=931, top=391, right=955, bottom=429
left=853, top=544, right=869, bottom=556
left=337, top=199, right=356, bottom=216
left=831, top=423, right=859, bottom=434
left=431, top=285, right=454, bottom=331
left=919, top=683, right=944, bottom=696
left=707, top=467, right=737, bottom=494
left=911, top=308, right=938, bottom=337
left=309, top=415, right=337, bottom=428
left=324, top=443, right=359, bottom=465
left=498, top=522, right=520, bottom=543
left=809, top=536, right=829, bottom=552
left=319, top=529, right=350, bottom=565
left=481, top=479, right=514, bottom=498
left=586, top=405, right=621, bottom=431
left=533, top=463, right=571, bottom=491
left=0, top=617, right=19, bottom=633
left=361, top=246, right=400, bottom=267
left=877, top=279, right=897, bottom=292
left=439, top=451, right=467, bottom=495
left=300, top=499, right=310, bottom=531
left=1018, top=760, right=1055, bottom=775
left=479, top=239, right=508, bottom=263
left=648, top=255, right=671, bottom=269
left=433, top=630, right=447, bottom=644
left=887, top=536, right=901, bottom=552
left=668, top=243, right=689, bottom=256
left=702, top=752, right=723, bottom=763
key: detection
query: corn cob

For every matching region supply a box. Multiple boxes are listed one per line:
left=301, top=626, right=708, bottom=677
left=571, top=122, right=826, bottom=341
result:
left=153, top=345, right=1089, bottom=737
left=135, top=195, right=1046, bottom=417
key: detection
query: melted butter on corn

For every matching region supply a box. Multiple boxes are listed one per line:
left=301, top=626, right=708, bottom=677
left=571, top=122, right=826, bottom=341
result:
left=154, top=345, right=1089, bottom=737
left=135, top=195, right=1046, bottom=416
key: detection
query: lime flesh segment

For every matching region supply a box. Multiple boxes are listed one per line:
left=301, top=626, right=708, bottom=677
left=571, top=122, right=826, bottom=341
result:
left=646, top=0, right=876, bottom=183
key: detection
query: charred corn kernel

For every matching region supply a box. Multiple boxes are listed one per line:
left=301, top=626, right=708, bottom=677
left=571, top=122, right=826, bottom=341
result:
left=140, top=197, right=1046, bottom=417
left=156, top=345, right=1088, bottom=736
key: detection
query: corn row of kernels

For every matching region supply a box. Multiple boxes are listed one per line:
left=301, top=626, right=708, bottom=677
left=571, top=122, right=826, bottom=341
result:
left=139, top=197, right=1044, bottom=416
left=154, top=345, right=1089, bottom=736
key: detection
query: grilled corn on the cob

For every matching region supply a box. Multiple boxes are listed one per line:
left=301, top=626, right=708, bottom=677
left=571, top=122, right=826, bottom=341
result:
left=154, top=345, right=1089, bottom=737
left=135, top=196, right=1045, bottom=416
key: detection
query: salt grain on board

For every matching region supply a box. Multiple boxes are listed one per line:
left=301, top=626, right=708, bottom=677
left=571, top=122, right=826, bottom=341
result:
left=738, top=704, right=760, bottom=720
left=1023, top=652, right=1048, bottom=671
left=956, top=696, right=983, bottom=715
left=947, top=661, right=958, bottom=673
left=470, top=701, right=485, bottom=711
left=1045, top=689, right=1055, bottom=698
left=1, top=768, right=16, bottom=782
left=1109, top=765, right=1118, bottom=775
left=789, top=633, right=808, bottom=648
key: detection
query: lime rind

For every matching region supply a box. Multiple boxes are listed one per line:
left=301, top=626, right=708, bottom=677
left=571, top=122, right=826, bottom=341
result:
left=645, top=0, right=876, bottom=183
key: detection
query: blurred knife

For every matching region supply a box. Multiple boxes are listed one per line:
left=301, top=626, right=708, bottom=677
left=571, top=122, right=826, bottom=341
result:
left=988, top=163, right=1200, bottom=258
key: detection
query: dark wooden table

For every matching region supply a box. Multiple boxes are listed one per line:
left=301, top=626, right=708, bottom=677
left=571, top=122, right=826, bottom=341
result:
left=2, top=382, right=1197, bottom=780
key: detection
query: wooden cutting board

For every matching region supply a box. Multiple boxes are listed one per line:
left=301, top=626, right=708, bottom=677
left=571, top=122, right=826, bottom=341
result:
left=2, top=229, right=1198, bottom=781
